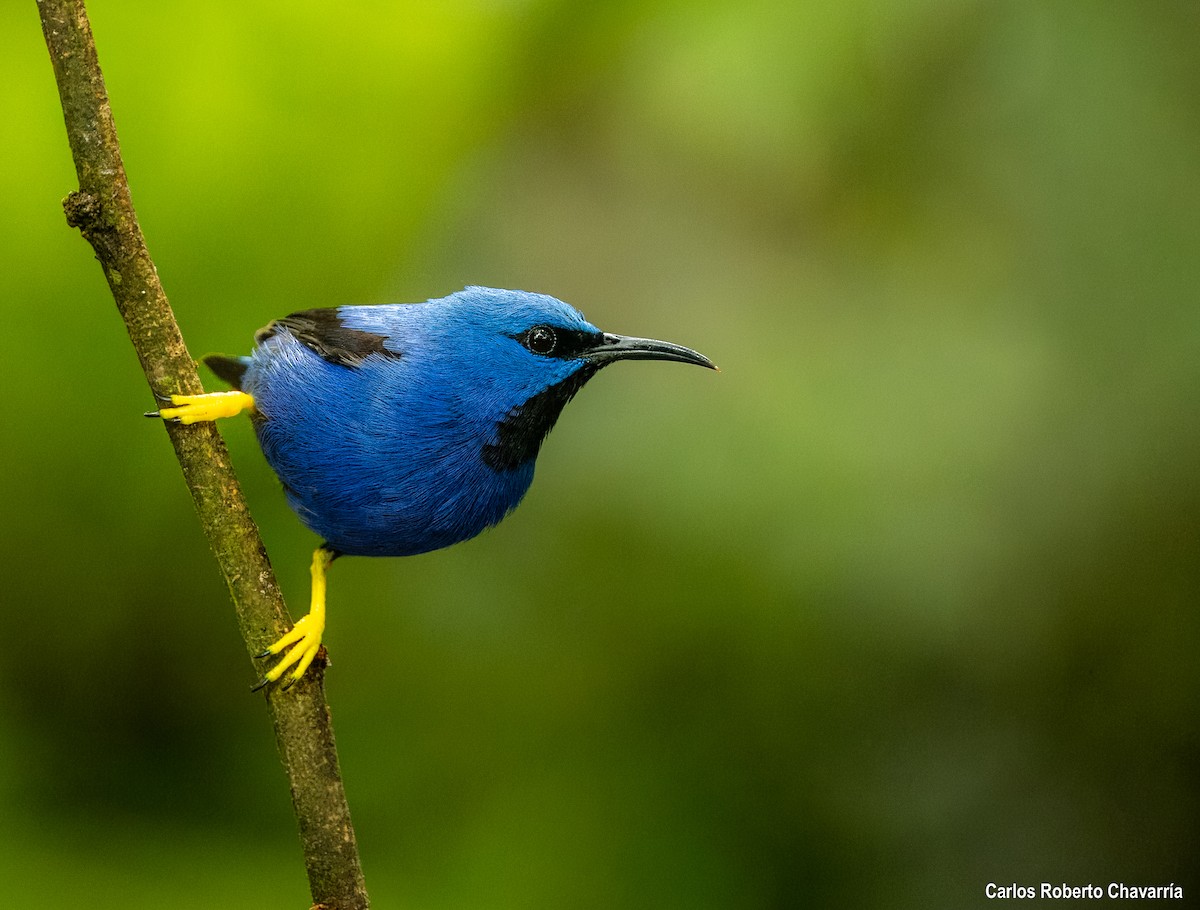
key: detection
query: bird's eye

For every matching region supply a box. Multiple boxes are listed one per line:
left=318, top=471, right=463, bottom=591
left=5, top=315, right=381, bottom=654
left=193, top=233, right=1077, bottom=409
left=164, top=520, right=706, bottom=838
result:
left=524, top=325, right=558, bottom=356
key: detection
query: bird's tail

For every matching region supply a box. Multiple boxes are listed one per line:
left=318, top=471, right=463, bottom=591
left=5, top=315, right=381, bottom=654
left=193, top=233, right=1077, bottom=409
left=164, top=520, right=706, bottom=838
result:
left=203, top=354, right=251, bottom=390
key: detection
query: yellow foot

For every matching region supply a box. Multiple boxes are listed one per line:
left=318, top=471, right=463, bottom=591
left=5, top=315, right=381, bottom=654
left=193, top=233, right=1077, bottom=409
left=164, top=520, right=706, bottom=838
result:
left=146, top=391, right=255, bottom=424
left=252, top=547, right=337, bottom=691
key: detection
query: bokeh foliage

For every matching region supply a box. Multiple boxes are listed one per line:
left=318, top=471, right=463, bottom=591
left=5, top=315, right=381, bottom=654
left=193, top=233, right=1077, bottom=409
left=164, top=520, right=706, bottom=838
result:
left=5, top=1, right=1198, bottom=907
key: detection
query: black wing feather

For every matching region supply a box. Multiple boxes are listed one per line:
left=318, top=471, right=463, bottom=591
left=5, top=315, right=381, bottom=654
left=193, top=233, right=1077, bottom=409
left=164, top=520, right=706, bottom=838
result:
left=203, top=354, right=250, bottom=389
left=255, top=308, right=402, bottom=367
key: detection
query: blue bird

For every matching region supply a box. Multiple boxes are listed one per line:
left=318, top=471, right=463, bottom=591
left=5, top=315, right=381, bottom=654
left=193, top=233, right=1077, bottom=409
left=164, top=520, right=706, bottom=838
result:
left=149, top=286, right=715, bottom=689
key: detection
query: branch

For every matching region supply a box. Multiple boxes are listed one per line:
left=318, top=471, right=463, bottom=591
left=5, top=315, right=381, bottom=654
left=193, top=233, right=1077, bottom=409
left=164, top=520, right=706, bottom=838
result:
left=36, top=3, right=369, bottom=907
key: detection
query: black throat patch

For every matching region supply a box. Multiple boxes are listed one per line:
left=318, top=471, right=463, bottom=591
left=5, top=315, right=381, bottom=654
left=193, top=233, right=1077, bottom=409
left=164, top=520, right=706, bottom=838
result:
left=482, top=365, right=599, bottom=472
left=256, top=308, right=402, bottom=367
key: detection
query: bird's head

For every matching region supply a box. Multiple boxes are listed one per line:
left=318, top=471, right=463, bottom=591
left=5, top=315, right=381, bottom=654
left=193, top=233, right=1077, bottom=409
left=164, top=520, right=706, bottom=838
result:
left=398, top=287, right=717, bottom=471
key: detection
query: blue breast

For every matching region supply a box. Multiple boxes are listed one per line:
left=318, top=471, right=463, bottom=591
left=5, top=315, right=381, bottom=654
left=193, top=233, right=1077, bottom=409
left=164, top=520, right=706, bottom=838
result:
left=241, top=329, right=563, bottom=556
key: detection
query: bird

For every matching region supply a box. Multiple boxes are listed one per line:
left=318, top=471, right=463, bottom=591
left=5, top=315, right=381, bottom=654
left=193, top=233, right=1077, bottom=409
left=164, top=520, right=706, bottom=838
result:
left=148, top=286, right=716, bottom=690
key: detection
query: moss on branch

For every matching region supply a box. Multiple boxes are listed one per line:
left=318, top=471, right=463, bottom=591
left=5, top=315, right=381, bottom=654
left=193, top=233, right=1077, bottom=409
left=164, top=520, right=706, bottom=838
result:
left=36, top=2, right=369, bottom=906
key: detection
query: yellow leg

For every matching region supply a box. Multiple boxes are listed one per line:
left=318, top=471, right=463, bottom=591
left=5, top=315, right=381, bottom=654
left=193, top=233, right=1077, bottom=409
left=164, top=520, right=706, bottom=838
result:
left=149, top=391, right=255, bottom=424
left=253, top=546, right=336, bottom=691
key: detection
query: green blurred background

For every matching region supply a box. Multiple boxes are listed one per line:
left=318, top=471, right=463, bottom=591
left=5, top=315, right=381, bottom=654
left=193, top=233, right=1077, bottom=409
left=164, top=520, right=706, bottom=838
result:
left=5, top=1, right=1198, bottom=906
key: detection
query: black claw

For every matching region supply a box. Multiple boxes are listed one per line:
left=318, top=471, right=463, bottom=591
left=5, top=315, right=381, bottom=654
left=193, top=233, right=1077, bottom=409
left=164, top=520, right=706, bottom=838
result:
left=143, top=410, right=161, bottom=419
left=250, top=676, right=271, bottom=693
left=255, top=648, right=273, bottom=659
left=153, top=390, right=173, bottom=403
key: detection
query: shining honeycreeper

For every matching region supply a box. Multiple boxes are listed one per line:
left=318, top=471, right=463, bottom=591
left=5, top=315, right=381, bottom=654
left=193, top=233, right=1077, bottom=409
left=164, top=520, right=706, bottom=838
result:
left=148, top=286, right=716, bottom=689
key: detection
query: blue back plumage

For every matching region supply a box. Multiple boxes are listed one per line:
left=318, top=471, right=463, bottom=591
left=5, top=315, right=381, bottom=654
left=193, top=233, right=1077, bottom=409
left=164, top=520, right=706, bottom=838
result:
left=241, top=288, right=602, bottom=556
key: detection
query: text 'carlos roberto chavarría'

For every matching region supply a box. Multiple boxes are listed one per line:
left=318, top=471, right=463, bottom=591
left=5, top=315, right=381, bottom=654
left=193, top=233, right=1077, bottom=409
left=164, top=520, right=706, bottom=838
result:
left=986, top=882, right=1184, bottom=900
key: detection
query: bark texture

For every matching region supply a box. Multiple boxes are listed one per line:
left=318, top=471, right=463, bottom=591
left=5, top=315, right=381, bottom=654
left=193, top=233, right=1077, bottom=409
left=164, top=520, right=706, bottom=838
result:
left=36, top=2, right=369, bottom=906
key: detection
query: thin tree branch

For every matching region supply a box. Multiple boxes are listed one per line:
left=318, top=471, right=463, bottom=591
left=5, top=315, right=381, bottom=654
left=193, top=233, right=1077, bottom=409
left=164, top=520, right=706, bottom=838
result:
left=36, top=2, right=369, bottom=907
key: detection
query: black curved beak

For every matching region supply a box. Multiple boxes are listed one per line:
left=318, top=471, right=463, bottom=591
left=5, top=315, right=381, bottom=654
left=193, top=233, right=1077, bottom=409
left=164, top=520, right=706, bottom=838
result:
left=582, top=333, right=717, bottom=370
